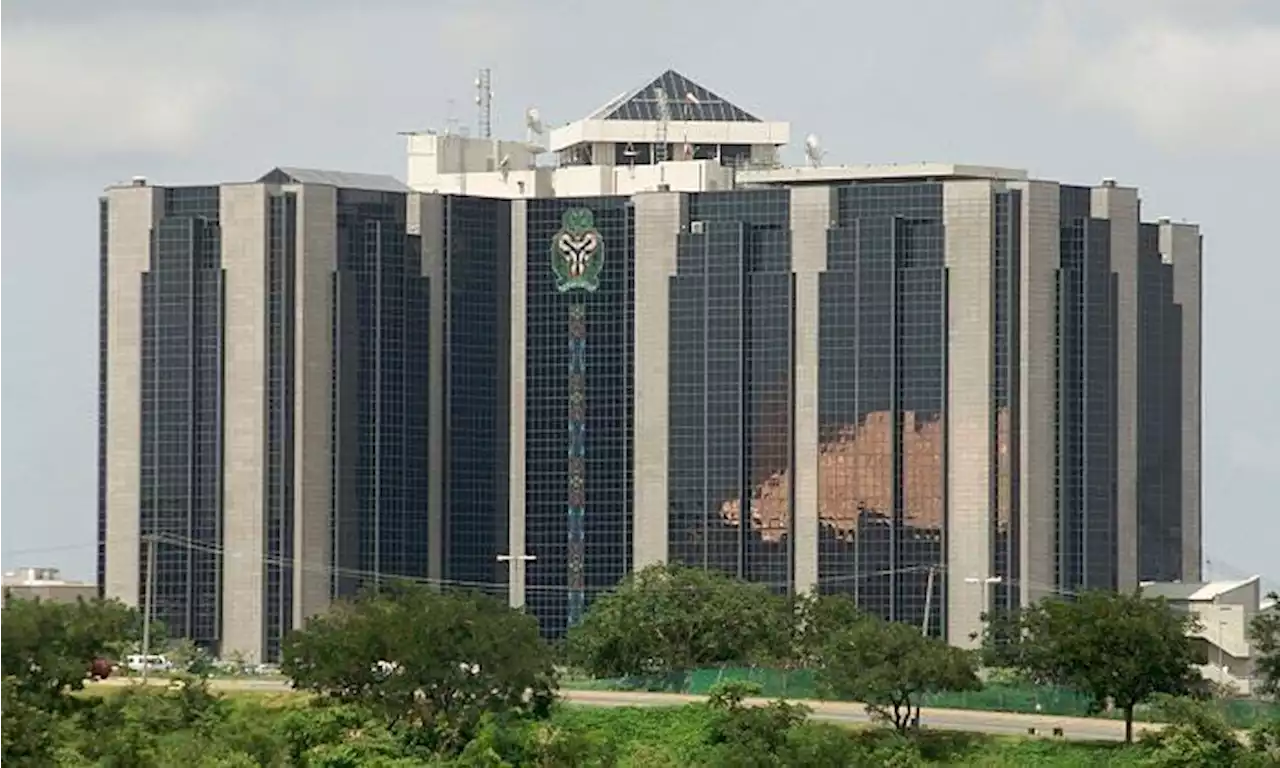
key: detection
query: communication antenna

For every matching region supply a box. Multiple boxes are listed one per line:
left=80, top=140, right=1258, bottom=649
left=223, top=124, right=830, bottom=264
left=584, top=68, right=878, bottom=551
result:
left=653, top=86, right=671, bottom=164
left=804, top=133, right=824, bottom=168
left=525, top=106, right=545, bottom=145
left=444, top=98, right=460, bottom=137
left=475, top=68, right=493, bottom=139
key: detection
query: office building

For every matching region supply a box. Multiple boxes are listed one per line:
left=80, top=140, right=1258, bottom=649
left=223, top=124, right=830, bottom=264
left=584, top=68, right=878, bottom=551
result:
left=405, top=69, right=1203, bottom=641
left=100, top=69, right=1203, bottom=652
left=99, top=169, right=514, bottom=662
left=1142, top=577, right=1269, bottom=695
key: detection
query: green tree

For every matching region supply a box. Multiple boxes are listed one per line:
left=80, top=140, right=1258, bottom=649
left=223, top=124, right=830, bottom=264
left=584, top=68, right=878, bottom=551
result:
left=791, top=592, right=866, bottom=667
left=282, top=583, right=557, bottom=755
left=1139, top=696, right=1245, bottom=768
left=566, top=563, right=790, bottom=679
left=818, top=616, right=981, bottom=734
left=1007, top=590, right=1204, bottom=743
left=1248, top=592, right=1280, bottom=699
left=1, top=596, right=143, bottom=711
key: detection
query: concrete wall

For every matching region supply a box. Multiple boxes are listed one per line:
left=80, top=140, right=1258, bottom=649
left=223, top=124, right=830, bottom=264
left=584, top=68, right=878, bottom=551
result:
left=1091, top=185, right=1140, bottom=592
left=506, top=201, right=530, bottom=607
left=631, top=192, right=684, bottom=569
left=1162, top=222, right=1203, bottom=582
left=1010, top=180, right=1061, bottom=604
left=219, top=184, right=270, bottom=661
left=103, top=186, right=162, bottom=606
left=788, top=185, right=834, bottom=594
left=943, top=180, right=995, bottom=647
left=291, top=184, right=337, bottom=624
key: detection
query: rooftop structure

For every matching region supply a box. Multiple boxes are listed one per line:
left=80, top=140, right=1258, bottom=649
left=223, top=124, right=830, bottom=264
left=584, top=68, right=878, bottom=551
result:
left=2, top=567, right=98, bottom=606
left=1141, top=576, right=1267, bottom=695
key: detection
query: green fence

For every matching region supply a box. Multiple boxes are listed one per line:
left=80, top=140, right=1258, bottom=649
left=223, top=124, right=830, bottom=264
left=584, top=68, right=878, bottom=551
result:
left=571, top=666, right=1279, bottom=728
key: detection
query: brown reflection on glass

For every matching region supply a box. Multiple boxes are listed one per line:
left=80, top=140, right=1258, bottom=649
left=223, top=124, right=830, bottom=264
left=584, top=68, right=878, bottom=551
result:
left=995, top=406, right=1012, bottom=535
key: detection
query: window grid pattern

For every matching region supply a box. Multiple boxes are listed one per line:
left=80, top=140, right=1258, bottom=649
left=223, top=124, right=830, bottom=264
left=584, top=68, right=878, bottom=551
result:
left=668, top=190, right=793, bottom=589
left=1136, top=223, right=1184, bottom=581
left=818, top=183, right=946, bottom=637
left=139, top=187, right=224, bottom=650
left=330, top=191, right=432, bottom=598
left=444, top=197, right=511, bottom=598
left=98, top=198, right=109, bottom=598
left=1055, top=187, right=1118, bottom=592
left=263, top=193, right=297, bottom=662
left=991, top=191, right=1022, bottom=613
left=524, top=198, right=633, bottom=637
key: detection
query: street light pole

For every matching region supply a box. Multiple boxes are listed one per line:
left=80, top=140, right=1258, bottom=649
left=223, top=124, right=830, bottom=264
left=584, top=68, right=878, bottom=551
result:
left=964, top=576, right=1004, bottom=644
left=497, top=553, right=536, bottom=609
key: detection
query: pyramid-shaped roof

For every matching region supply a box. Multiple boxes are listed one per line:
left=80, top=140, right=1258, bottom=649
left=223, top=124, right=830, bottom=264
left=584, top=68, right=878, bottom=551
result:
left=588, top=69, right=762, bottom=123
left=258, top=167, right=410, bottom=193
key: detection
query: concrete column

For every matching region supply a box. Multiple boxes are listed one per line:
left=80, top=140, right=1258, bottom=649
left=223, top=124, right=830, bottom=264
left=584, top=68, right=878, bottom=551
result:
left=220, top=183, right=270, bottom=662
left=413, top=193, right=447, bottom=582
left=1009, top=180, right=1060, bottom=606
left=788, top=185, right=833, bottom=595
left=943, top=180, right=995, bottom=648
left=631, top=191, right=684, bottom=569
left=292, top=184, right=336, bottom=624
left=507, top=201, right=529, bottom=607
left=1092, top=185, right=1140, bottom=592
left=1161, top=221, right=1203, bottom=582
left=103, top=185, right=162, bottom=606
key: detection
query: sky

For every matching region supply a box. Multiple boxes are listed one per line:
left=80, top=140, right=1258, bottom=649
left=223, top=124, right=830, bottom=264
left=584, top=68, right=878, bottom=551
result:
left=2, top=0, right=1277, bottom=587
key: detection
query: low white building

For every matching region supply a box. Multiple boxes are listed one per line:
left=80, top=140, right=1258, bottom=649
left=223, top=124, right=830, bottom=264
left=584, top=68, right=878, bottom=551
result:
left=1141, top=576, right=1271, bottom=695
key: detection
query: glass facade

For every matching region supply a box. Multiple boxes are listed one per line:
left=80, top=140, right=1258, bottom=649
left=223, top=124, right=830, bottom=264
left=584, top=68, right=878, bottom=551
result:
left=1055, top=187, right=1118, bottom=592
left=1136, top=223, right=1183, bottom=581
left=818, top=183, right=946, bottom=635
left=524, top=197, right=633, bottom=637
left=991, top=190, right=1022, bottom=614
left=330, top=190, right=432, bottom=600
left=263, top=193, right=297, bottom=661
left=668, top=190, right=793, bottom=589
left=443, top=196, right=512, bottom=596
left=139, top=187, right=225, bottom=651
left=97, top=198, right=109, bottom=599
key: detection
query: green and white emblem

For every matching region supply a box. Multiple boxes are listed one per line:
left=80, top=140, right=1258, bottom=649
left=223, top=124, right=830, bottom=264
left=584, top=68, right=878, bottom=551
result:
left=551, top=208, right=603, bottom=293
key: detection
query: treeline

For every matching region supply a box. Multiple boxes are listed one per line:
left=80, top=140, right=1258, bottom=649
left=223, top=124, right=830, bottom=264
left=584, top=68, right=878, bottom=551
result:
left=2, top=563, right=1278, bottom=766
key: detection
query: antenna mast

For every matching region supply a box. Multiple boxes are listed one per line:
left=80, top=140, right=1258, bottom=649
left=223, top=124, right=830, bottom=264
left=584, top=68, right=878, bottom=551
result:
left=475, top=68, right=493, bottom=139
left=653, top=86, right=670, bottom=164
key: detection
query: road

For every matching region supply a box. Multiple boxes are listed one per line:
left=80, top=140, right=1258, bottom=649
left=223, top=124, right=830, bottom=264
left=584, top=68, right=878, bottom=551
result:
left=91, top=677, right=1154, bottom=743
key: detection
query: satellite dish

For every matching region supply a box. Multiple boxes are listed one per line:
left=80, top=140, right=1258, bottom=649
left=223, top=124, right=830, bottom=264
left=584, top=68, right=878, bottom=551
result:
left=525, top=106, right=545, bottom=145
left=804, top=134, right=823, bottom=168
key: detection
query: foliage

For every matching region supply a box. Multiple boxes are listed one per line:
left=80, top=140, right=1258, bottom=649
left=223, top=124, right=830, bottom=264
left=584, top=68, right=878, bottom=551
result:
left=974, top=608, right=1029, bottom=673
left=0, top=596, right=145, bottom=712
left=818, top=615, right=981, bottom=733
left=792, top=592, right=867, bottom=667
left=1140, top=696, right=1245, bottom=767
left=565, top=563, right=791, bottom=678
left=1001, top=590, right=1205, bottom=742
left=281, top=582, right=557, bottom=754
left=1248, top=592, right=1280, bottom=699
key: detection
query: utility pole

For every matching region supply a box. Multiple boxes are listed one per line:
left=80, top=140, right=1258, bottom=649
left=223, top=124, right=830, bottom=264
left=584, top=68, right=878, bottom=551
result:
left=141, top=533, right=158, bottom=683
left=497, top=553, right=536, bottom=609
left=921, top=565, right=936, bottom=637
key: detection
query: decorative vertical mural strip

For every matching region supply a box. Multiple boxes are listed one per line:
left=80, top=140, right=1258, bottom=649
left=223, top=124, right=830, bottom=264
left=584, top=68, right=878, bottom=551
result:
left=551, top=208, right=603, bottom=627
left=566, top=301, right=587, bottom=624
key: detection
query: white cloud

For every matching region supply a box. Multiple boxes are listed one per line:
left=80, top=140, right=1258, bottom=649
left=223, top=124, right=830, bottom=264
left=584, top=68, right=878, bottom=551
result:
left=989, top=1, right=1280, bottom=153
left=0, top=6, right=530, bottom=161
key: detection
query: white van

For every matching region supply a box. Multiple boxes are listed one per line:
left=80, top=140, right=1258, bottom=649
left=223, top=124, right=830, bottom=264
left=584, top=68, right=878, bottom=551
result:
left=125, top=654, right=171, bottom=673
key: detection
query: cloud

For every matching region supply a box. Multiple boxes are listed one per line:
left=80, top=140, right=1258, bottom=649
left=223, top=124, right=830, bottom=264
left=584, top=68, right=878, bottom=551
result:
left=989, top=1, right=1280, bottom=153
left=0, top=4, right=530, bottom=162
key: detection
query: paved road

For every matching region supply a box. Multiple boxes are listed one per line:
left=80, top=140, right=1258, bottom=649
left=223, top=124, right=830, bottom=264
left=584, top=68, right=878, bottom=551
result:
left=92, top=677, right=1154, bottom=743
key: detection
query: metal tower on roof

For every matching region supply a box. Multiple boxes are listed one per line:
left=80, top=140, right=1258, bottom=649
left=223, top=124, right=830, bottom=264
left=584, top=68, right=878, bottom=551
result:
left=475, top=68, right=493, bottom=139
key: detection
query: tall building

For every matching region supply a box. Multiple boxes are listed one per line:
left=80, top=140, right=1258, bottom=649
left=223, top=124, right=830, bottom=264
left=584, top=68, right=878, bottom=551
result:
left=99, top=169, right=512, bottom=661
left=100, top=69, right=1203, bottom=653
left=404, top=69, right=1204, bottom=641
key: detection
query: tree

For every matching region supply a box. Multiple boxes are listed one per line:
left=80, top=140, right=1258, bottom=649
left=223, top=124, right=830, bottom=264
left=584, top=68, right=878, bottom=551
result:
left=819, top=616, right=981, bottom=734
left=1, top=596, right=144, bottom=711
left=282, top=583, right=557, bottom=755
left=792, top=592, right=866, bottom=667
left=565, top=563, right=791, bottom=679
left=1248, top=592, right=1280, bottom=699
left=1006, top=590, right=1205, bottom=743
